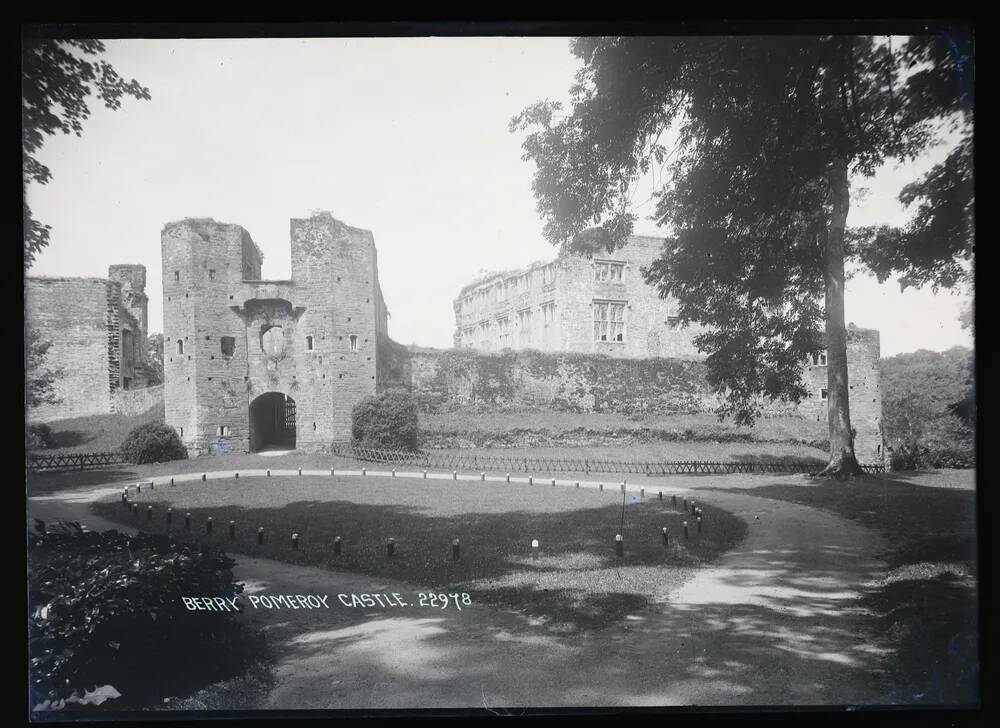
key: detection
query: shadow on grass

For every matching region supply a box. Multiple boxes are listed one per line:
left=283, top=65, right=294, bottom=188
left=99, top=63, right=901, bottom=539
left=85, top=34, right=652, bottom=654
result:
left=704, top=475, right=979, bottom=706
left=92, top=496, right=746, bottom=632
left=231, top=533, right=954, bottom=707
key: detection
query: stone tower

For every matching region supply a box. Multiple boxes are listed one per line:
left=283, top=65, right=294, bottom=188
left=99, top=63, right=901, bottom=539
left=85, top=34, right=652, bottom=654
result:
left=161, top=213, right=389, bottom=455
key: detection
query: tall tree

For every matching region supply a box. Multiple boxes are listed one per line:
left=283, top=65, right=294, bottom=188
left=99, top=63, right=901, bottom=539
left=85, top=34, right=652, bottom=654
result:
left=512, top=34, right=973, bottom=477
left=21, top=36, right=151, bottom=267
left=25, top=328, right=64, bottom=409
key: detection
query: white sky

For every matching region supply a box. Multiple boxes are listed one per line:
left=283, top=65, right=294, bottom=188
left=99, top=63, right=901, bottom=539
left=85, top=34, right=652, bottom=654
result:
left=25, top=37, right=973, bottom=357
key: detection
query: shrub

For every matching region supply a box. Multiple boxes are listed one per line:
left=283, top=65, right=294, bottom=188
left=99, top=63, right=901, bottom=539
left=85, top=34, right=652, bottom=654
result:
left=26, top=422, right=54, bottom=450
left=351, top=389, right=420, bottom=451
left=120, top=422, right=187, bottom=464
left=28, top=521, right=265, bottom=710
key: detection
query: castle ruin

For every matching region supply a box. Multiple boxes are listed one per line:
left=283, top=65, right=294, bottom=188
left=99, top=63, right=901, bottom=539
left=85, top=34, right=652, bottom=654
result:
left=161, top=212, right=389, bottom=455
left=453, top=235, right=885, bottom=463
left=25, top=265, right=154, bottom=421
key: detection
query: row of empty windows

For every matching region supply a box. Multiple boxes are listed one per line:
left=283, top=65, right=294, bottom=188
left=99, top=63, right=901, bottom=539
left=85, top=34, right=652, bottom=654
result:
left=173, top=333, right=359, bottom=356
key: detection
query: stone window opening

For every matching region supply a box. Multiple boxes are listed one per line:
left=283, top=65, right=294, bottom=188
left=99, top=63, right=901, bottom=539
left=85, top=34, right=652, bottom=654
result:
left=176, top=339, right=184, bottom=355
left=811, top=350, right=828, bottom=366
left=594, top=261, right=624, bottom=282
left=312, top=422, right=317, bottom=431
left=820, top=388, right=829, bottom=400
left=349, top=335, right=358, bottom=352
left=221, top=336, right=236, bottom=357
left=217, top=425, right=230, bottom=437
left=179, top=427, right=184, bottom=437
left=305, top=335, right=314, bottom=351
left=666, top=316, right=680, bottom=329
left=594, top=301, right=626, bottom=342
left=174, top=271, right=180, bottom=281
left=209, top=269, right=216, bottom=280
left=541, top=302, right=556, bottom=327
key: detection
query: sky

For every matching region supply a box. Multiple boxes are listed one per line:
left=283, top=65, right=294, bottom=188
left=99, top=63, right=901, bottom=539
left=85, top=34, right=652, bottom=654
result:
left=25, top=37, right=973, bottom=357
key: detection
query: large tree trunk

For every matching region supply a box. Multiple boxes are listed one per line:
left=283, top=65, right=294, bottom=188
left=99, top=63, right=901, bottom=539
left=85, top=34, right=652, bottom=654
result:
left=818, top=155, right=862, bottom=479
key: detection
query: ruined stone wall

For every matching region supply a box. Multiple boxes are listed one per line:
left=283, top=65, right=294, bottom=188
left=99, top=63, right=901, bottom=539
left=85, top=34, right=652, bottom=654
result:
left=25, top=278, right=116, bottom=422
left=382, top=337, right=885, bottom=463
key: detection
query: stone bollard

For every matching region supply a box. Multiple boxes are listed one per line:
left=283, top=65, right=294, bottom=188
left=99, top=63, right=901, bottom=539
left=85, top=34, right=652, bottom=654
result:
left=136, top=483, right=141, bottom=494
left=662, top=527, right=669, bottom=546
left=481, top=471, right=486, bottom=481
left=683, top=521, right=689, bottom=539
left=506, top=473, right=510, bottom=483
left=551, top=478, right=556, bottom=487
left=452, top=539, right=460, bottom=561
left=529, top=476, right=534, bottom=485
left=334, top=536, right=342, bottom=556
left=392, top=469, right=396, bottom=477
left=453, top=471, right=457, bottom=480
left=423, top=470, right=428, bottom=479
left=147, top=505, right=153, bottom=521
left=697, top=516, right=703, bottom=533
left=298, top=467, right=302, bottom=476
left=683, top=497, right=688, bottom=511
left=641, top=488, right=645, bottom=498
left=185, top=513, right=191, bottom=530
left=362, top=468, right=367, bottom=476
left=615, top=533, right=624, bottom=559
left=229, top=520, right=236, bottom=539
left=575, top=481, right=580, bottom=488
left=599, top=482, right=604, bottom=492
left=206, top=517, right=213, bottom=535
left=292, top=533, right=299, bottom=550
left=149, top=480, right=155, bottom=490
left=331, top=468, right=336, bottom=477
left=659, top=491, right=663, bottom=501
left=131, top=502, right=138, bottom=515
left=202, top=473, right=206, bottom=482
left=387, top=538, right=395, bottom=557
left=531, top=539, right=539, bottom=560
left=257, top=527, right=264, bottom=545
left=267, top=469, right=271, bottom=477
left=167, top=508, right=173, bottom=524
left=235, top=472, right=239, bottom=479
left=621, top=482, right=626, bottom=493
left=170, top=477, right=175, bottom=486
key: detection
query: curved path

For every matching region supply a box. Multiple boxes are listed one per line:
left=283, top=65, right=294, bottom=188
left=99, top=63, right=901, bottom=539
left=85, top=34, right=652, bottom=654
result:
left=29, top=468, right=892, bottom=708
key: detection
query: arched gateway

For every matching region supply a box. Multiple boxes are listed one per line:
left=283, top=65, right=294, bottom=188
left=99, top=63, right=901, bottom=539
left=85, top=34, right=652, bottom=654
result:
left=249, top=392, right=296, bottom=451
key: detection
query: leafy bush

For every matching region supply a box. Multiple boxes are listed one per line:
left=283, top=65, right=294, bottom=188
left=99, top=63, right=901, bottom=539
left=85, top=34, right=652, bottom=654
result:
left=351, top=389, right=420, bottom=451
left=120, top=422, right=187, bottom=464
left=28, top=521, right=265, bottom=710
left=26, top=422, right=54, bottom=450
left=882, top=347, right=975, bottom=470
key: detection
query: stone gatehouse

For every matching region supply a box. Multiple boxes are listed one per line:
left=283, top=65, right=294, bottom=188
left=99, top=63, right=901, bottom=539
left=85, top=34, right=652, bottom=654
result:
left=161, top=212, right=389, bottom=455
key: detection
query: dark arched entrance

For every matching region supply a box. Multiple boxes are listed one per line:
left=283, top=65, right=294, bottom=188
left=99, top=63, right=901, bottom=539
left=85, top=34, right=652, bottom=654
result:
left=249, top=392, right=296, bottom=451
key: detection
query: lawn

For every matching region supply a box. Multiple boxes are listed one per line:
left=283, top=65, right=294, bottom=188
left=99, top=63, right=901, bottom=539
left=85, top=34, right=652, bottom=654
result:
left=31, top=401, right=165, bottom=454
left=420, top=410, right=829, bottom=445
left=426, top=442, right=828, bottom=465
left=708, top=470, right=979, bottom=705
left=91, top=475, right=747, bottom=631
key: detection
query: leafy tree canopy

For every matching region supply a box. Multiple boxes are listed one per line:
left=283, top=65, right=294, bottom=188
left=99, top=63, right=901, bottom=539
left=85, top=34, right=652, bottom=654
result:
left=512, top=34, right=973, bottom=456
left=22, top=37, right=150, bottom=267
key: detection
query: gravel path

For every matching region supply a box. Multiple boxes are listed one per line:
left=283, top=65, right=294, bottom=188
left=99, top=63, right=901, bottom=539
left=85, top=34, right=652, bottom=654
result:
left=29, top=470, right=892, bottom=708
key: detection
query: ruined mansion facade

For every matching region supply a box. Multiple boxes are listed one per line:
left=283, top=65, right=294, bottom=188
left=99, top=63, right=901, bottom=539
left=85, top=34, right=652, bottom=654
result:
left=453, top=235, right=885, bottom=463
left=161, top=213, right=389, bottom=455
